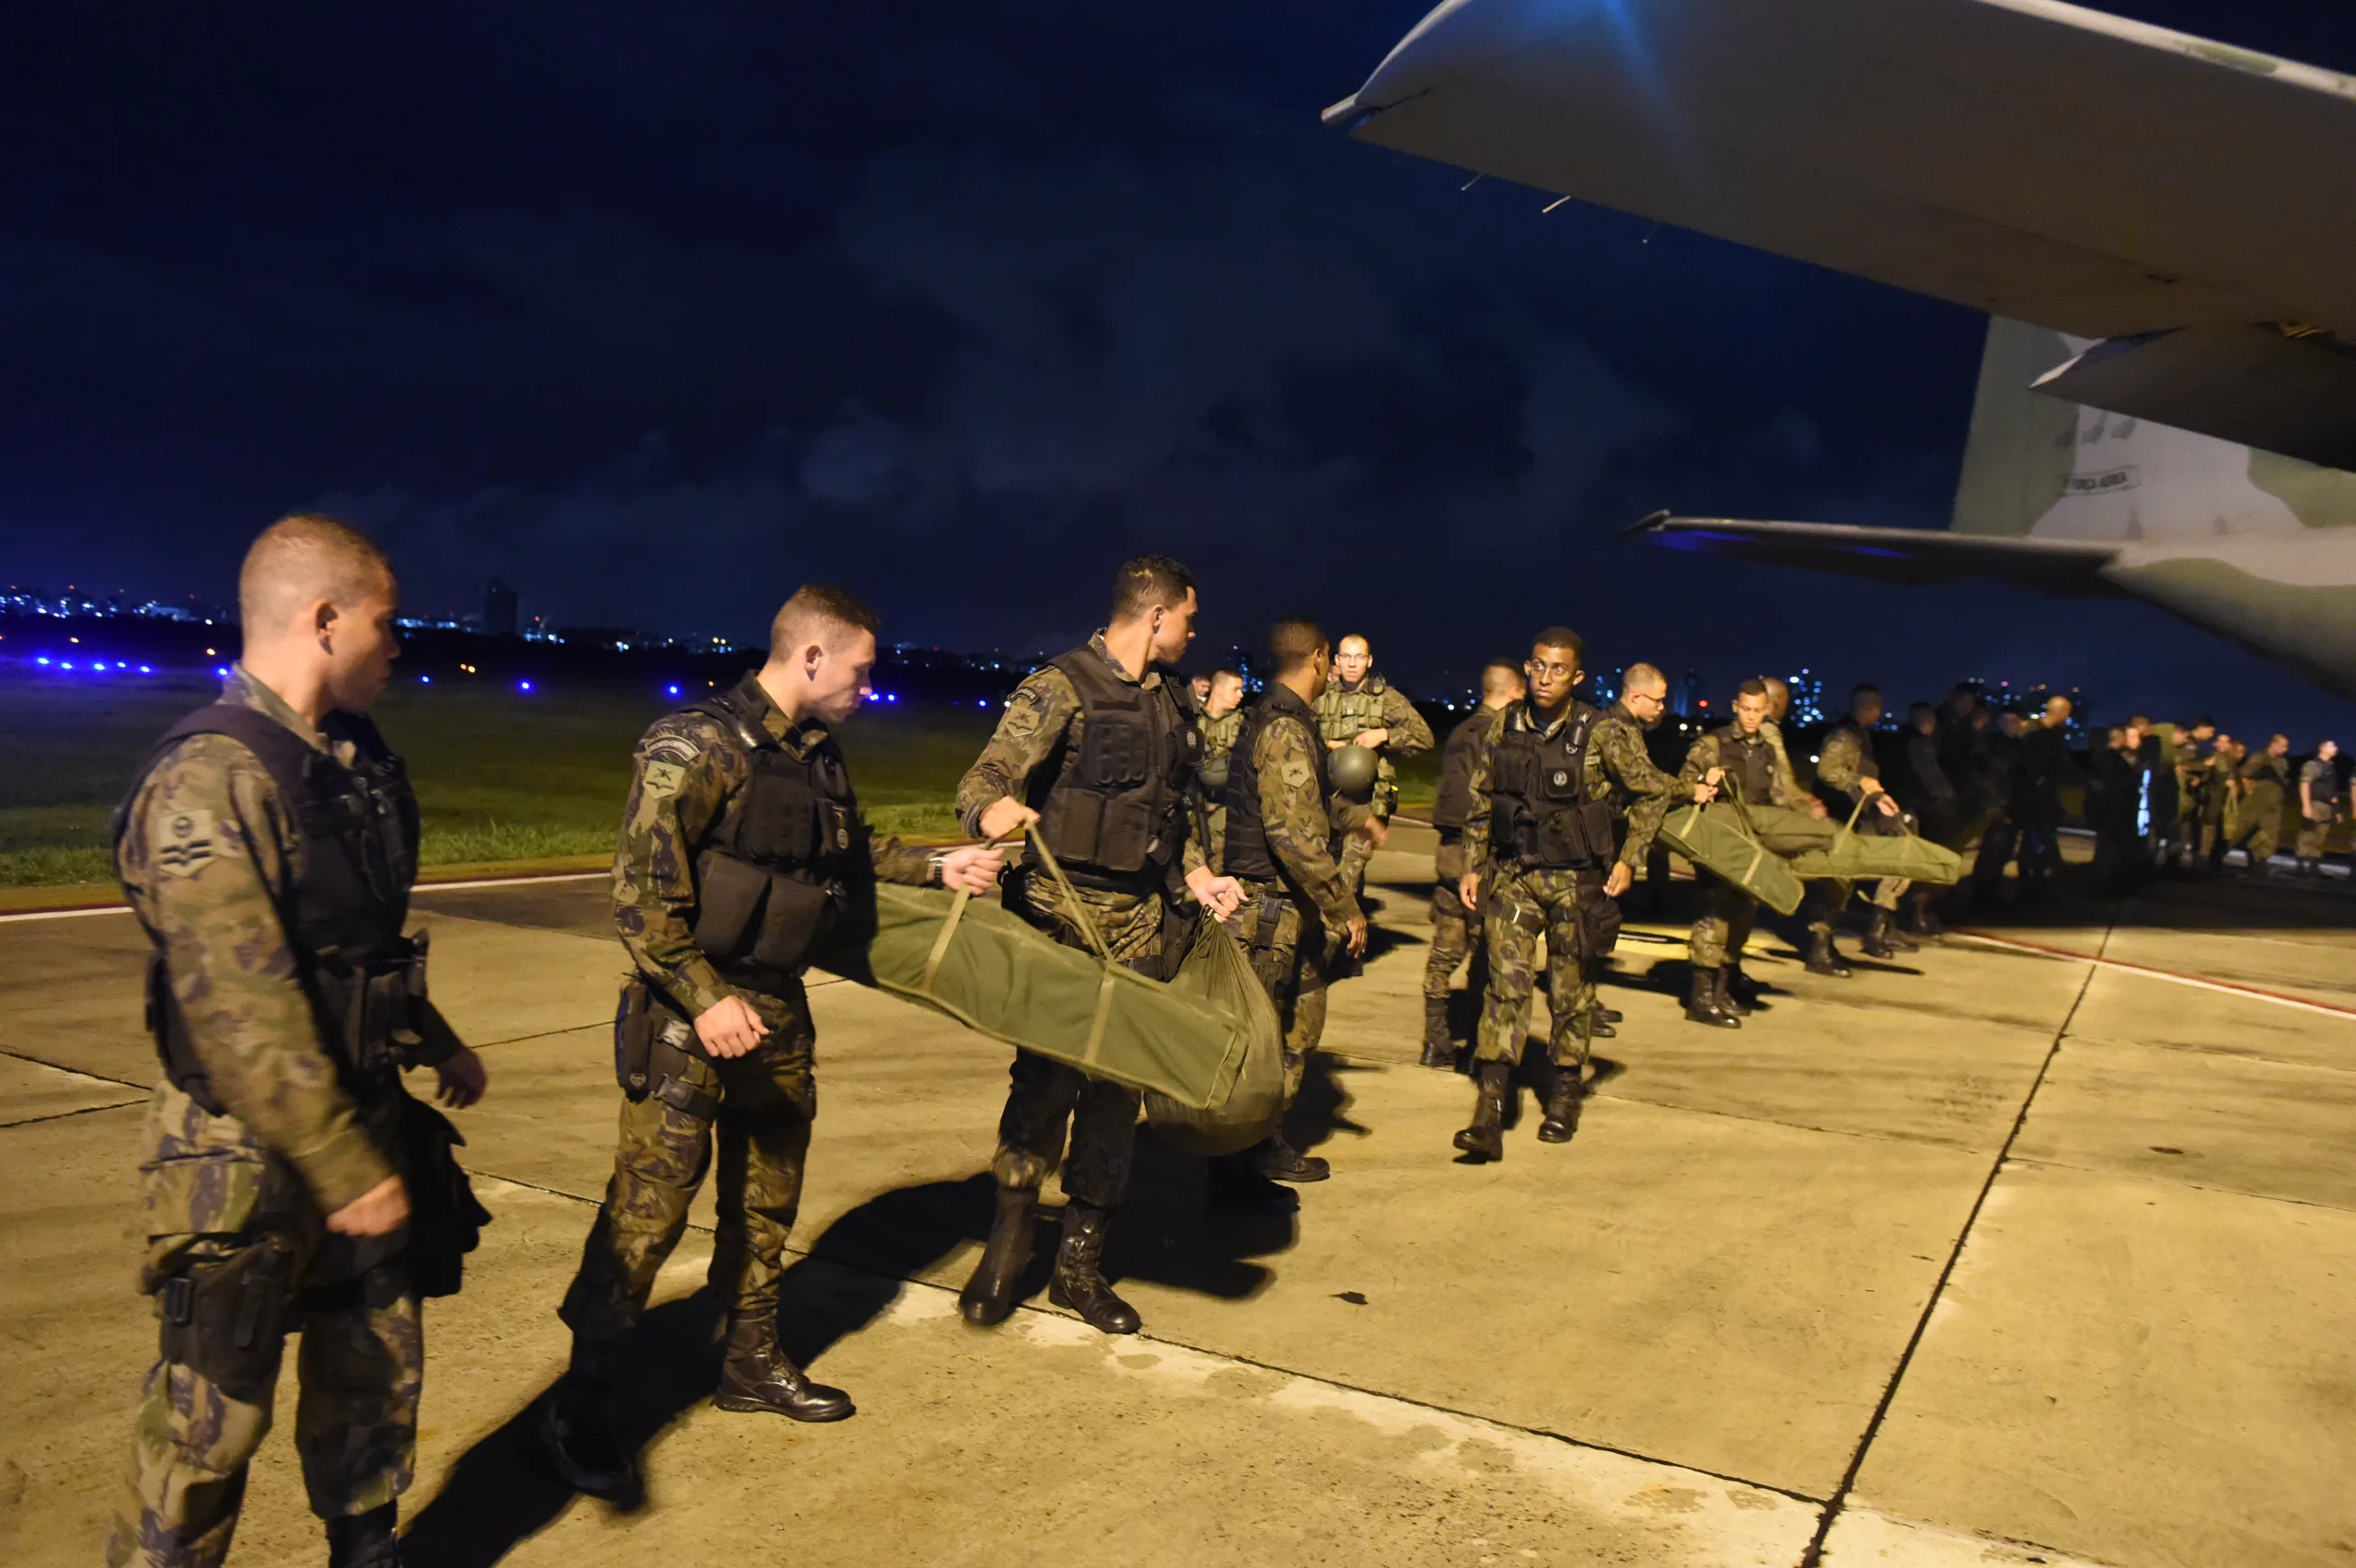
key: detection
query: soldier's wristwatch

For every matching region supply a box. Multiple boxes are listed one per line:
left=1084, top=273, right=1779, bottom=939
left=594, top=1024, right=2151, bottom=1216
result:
left=926, top=851, right=951, bottom=886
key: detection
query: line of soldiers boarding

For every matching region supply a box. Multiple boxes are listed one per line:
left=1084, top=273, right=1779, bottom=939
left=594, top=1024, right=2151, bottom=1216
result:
left=104, top=513, right=2352, bottom=1567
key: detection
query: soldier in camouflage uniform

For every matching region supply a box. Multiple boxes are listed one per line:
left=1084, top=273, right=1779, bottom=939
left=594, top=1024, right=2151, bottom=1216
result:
left=1218, top=619, right=1386, bottom=1199
left=1314, top=634, right=1435, bottom=901
left=1423, top=661, right=1524, bottom=1068
left=1195, top=668, right=1247, bottom=870
left=1814, top=685, right=1916, bottom=960
left=543, top=586, right=1003, bottom=1497
left=2296, top=740, right=2341, bottom=876
left=954, top=557, right=1244, bottom=1335
left=107, top=516, right=490, bottom=1568
left=1450, top=638, right=1692, bottom=1158
left=2200, top=733, right=2245, bottom=871
left=1678, top=681, right=1844, bottom=1026
left=2229, top=733, right=2293, bottom=875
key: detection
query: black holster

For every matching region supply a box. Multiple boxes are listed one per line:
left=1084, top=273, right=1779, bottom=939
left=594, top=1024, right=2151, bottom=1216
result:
left=157, top=1230, right=299, bottom=1402
left=399, top=1095, right=490, bottom=1298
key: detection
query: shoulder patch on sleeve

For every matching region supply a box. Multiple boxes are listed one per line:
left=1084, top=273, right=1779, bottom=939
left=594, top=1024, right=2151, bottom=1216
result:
left=642, top=759, right=687, bottom=798
left=156, top=807, right=218, bottom=880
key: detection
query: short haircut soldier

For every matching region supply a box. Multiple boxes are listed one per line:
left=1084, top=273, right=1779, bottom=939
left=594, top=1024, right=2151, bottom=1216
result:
left=1737, top=678, right=1771, bottom=700
left=1110, top=555, right=1196, bottom=622
left=237, top=513, right=393, bottom=629
left=1531, top=626, right=1583, bottom=663
left=1623, top=663, right=1668, bottom=695
left=1266, top=617, right=1327, bottom=674
left=770, top=583, right=881, bottom=655
left=1480, top=660, right=1524, bottom=699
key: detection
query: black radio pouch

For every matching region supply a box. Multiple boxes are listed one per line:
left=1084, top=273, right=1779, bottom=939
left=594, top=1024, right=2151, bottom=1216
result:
left=615, top=979, right=657, bottom=1101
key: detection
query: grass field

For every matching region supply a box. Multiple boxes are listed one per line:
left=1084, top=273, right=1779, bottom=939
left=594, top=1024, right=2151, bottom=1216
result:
left=0, top=674, right=999, bottom=886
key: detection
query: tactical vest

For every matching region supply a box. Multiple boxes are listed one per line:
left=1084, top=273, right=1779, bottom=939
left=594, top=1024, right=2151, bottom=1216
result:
left=1026, top=648, right=1196, bottom=887
left=682, top=676, right=865, bottom=982
left=1430, top=710, right=1490, bottom=836
left=1221, top=685, right=1333, bottom=885
left=121, top=702, right=422, bottom=1116
left=1314, top=674, right=1390, bottom=745
left=1711, top=724, right=1778, bottom=806
left=1196, top=708, right=1243, bottom=798
left=1489, top=700, right=1612, bottom=870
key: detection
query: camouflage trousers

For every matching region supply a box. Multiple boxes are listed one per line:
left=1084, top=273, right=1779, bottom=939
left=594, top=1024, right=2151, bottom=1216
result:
left=1233, top=885, right=1333, bottom=1105
left=1474, top=864, right=1620, bottom=1070
left=560, top=978, right=816, bottom=1342
left=2226, top=787, right=2284, bottom=863
left=1690, top=879, right=1762, bottom=971
left=1335, top=785, right=1396, bottom=900
left=2296, top=813, right=2336, bottom=861
left=989, top=874, right=1161, bottom=1208
left=108, top=1244, right=421, bottom=1568
left=1424, top=837, right=1484, bottom=1001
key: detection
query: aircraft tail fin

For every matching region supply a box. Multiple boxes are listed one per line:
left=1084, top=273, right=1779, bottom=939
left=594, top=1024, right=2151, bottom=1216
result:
left=1950, top=318, right=2079, bottom=537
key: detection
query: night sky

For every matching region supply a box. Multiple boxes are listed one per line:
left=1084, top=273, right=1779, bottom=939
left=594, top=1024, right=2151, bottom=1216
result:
left=6, top=2, right=2352, bottom=734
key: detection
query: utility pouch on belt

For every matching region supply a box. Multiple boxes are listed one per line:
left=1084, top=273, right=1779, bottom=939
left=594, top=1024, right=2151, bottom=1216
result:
left=157, top=1231, right=298, bottom=1402
left=399, top=1095, right=491, bottom=1299
left=614, top=979, right=657, bottom=1100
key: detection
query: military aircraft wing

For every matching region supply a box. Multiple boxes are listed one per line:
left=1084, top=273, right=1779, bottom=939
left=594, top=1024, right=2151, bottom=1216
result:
left=1622, top=512, right=2123, bottom=593
left=1324, top=0, right=2356, bottom=343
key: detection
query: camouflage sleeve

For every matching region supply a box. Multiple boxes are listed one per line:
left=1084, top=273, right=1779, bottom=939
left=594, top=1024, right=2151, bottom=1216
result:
left=117, top=737, right=394, bottom=1214
left=1380, top=687, right=1434, bottom=759
left=1594, top=717, right=1680, bottom=869
left=1679, top=732, right=1720, bottom=788
left=955, top=668, right=1080, bottom=836
left=1459, top=707, right=1503, bottom=876
left=1816, top=729, right=1865, bottom=795
left=1257, top=718, right=1362, bottom=930
left=612, top=714, right=742, bottom=1018
left=1761, top=721, right=1801, bottom=808
left=866, top=829, right=933, bottom=886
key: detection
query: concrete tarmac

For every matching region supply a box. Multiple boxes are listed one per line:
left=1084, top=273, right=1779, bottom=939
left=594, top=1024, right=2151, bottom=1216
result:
left=3, top=823, right=2351, bottom=1567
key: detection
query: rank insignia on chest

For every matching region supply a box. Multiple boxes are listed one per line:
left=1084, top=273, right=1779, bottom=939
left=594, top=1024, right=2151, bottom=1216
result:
left=156, top=808, right=217, bottom=879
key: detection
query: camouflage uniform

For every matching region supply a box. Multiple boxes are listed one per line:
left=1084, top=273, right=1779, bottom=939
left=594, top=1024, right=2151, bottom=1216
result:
left=1461, top=699, right=1678, bottom=1071
left=1198, top=706, right=1244, bottom=870
left=560, top=675, right=932, bottom=1345
left=955, top=633, right=1207, bottom=1211
left=1679, top=726, right=1840, bottom=969
left=108, top=669, right=457, bottom=1568
left=2295, top=755, right=2339, bottom=867
left=1813, top=716, right=1910, bottom=914
left=1313, top=672, right=1434, bottom=896
left=2229, top=749, right=2292, bottom=867
left=1425, top=709, right=1493, bottom=1007
left=1223, top=686, right=1370, bottom=1102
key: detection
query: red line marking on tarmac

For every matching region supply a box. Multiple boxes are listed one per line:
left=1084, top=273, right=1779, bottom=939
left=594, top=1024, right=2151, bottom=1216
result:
left=1949, top=928, right=2356, bottom=1021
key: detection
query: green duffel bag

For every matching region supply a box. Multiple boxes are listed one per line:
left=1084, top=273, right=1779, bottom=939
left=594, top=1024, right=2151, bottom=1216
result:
left=1143, top=917, right=1287, bottom=1157
left=1784, top=801, right=1966, bottom=886
left=1658, top=800, right=1807, bottom=916
left=818, top=835, right=1265, bottom=1113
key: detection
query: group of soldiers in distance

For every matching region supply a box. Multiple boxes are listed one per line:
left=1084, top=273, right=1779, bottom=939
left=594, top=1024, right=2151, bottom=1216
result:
left=100, top=518, right=2351, bottom=1568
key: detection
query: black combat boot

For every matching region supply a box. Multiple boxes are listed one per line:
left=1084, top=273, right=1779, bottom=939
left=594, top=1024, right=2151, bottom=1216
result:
left=1906, top=891, right=1946, bottom=938
left=1252, top=1132, right=1330, bottom=1183
left=713, top=1311, right=854, bottom=1422
left=1722, top=963, right=1758, bottom=1015
left=1451, top=1061, right=1509, bottom=1161
left=1805, top=928, right=1854, bottom=977
left=1206, top=1152, right=1300, bottom=1212
left=1685, top=967, right=1740, bottom=1028
left=540, top=1337, right=638, bottom=1499
left=326, top=1504, right=400, bottom=1568
left=1535, top=1066, right=1584, bottom=1144
left=1048, top=1202, right=1141, bottom=1334
left=959, top=1185, right=1037, bottom=1328
left=1419, top=996, right=1457, bottom=1069
left=1596, top=1005, right=1624, bottom=1024
left=1578, top=1004, right=1617, bottom=1039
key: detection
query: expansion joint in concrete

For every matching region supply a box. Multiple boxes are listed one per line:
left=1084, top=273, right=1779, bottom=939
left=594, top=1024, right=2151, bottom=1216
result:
left=1795, top=917, right=2111, bottom=1567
